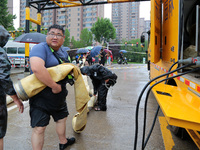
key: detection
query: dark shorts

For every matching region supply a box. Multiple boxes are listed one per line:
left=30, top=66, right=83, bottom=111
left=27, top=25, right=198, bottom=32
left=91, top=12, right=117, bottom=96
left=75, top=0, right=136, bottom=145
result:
left=30, top=103, right=69, bottom=128
left=29, top=85, right=69, bottom=128
left=0, top=94, right=7, bottom=138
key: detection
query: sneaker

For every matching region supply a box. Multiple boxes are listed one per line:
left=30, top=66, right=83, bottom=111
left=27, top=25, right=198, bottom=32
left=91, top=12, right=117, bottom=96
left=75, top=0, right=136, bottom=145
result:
left=59, top=137, right=75, bottom=150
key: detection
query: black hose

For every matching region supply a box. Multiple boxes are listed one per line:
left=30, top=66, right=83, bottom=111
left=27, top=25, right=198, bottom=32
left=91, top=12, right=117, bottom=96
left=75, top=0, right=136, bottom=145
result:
left=141, top=61, right=178, bottom=148
left=134, top=62, right=195, bottom=150
left=142, top=66, right=200, bottom=149
left=143, top=105, right=160, bottom=148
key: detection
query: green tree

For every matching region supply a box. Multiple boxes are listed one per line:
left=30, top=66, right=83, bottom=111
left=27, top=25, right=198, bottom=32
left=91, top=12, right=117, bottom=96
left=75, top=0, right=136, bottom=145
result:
left=91, top=17, right=116, bottom=43
left=40, top=27, right=48, bottom=35
left=71, top=36, right=76, bottom=49
left=63, top=28, right=70, bottom=47
left=15, top=27, right=24, bottom=38
left=80, top=28, right=93, bottom=47
left=0, top=0, right=16, bottom=29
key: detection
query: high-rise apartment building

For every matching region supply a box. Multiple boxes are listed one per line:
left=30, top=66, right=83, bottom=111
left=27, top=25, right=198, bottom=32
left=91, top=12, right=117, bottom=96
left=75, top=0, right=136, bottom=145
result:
left=19, top=1, right=104, bottom=40
left=20, top=0, right=40, bottom=29
left=7, top=0, right=13, bottom=15
left=144, top=20, right=150, bottom=39
left=41, top=5, right=104, bottom=41
left=139, top=18, right=150, bottom=41
left=112, top=2, right=140, bottom=41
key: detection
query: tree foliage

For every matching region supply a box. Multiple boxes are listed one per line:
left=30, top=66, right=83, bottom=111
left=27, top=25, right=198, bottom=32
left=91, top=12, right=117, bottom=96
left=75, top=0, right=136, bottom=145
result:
left=40, top=26, right=48, bottom=35
left=91, top=17, right=116, bottom=43
left=0, top=0, right=16, bottom=29
left=15, top=27, right=24, bottom=37
left=119, top=39, right=148, bottom=63
left=80, top=28, right=93, bottom=47
left=63, top=28, right=70, bottom=47
left=71, top=36, right=76, bottom=49
left=70, top=28, right=93, bottom=49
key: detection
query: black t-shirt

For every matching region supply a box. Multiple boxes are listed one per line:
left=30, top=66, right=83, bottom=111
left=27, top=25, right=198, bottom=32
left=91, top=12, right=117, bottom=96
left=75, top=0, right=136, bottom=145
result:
left=100, top=51, right=106, bottom=61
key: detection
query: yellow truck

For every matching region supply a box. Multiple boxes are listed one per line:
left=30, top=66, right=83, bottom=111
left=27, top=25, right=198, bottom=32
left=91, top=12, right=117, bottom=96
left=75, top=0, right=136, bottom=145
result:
left=143, top=0, right=200, bottom=148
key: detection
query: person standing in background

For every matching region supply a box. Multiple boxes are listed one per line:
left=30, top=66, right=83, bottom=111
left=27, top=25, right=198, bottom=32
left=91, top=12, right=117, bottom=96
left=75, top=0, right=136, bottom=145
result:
left=0, top=25, right=24, bottom=150
left=106, top=51, right=112, bottom=66
left=94, top=54, right=99, bottom=64
left=86, top=51, right=93, bottom=66
left=99, top=48, right=106, bottom=66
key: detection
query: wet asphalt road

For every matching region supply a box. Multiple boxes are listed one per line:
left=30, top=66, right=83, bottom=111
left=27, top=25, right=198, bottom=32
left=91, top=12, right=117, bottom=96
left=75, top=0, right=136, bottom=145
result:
left=5, top=64, right=198, bottom=150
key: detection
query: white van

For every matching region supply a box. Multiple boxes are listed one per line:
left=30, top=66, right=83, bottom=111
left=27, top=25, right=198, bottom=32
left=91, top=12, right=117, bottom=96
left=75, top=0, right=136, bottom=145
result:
left=3, top=40, right=36, bottom=67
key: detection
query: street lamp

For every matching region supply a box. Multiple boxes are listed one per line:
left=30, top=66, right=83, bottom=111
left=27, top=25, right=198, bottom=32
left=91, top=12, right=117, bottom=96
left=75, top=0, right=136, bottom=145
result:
left=100, top=36, right=105, bottom=45
left=106, top=41, right=109, bottom=49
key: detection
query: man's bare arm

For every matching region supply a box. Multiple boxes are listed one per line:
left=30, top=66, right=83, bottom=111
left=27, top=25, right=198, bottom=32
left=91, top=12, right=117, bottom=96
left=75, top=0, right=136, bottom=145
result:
left=30, top=57, right=61, bottom=93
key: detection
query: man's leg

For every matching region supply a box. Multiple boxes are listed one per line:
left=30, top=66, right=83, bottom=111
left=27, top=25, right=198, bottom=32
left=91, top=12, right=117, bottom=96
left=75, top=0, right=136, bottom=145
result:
left=0, top=138, right=3, bottom=150
left=97, top=84, right=108, bottom=110
left=56, top=117, right=68, bottom=144
left=0, top=96, right=7, bottom=150
left=31, top=126, right=46, bottom=150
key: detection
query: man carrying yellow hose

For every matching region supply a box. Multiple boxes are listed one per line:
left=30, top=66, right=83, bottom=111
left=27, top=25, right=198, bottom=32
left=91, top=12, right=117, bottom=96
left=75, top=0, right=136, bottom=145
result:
left=29, top=24, right=75, bottom=150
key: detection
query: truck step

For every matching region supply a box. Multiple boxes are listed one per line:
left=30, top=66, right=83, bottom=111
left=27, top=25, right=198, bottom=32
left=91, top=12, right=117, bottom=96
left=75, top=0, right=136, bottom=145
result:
left=152, top=83, right=200, bottom=131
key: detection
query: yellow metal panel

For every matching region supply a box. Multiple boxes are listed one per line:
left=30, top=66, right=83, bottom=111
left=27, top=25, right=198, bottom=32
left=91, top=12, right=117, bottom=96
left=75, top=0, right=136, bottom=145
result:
left=25, top=7, right=30, bottom=20
left=159, top=117, right=175, bottom=150
left=152, top=83, right=200, bottom=131
left=25, top=43, right=29, bottom=57
left=162, top=0, right=179, bottom=62
left=186, top=129, right=200, bottom=149
left=149, top=0, right=161, bottom=64
left=30, top=18, right=40, bottom=25
left=37, top=13, right=41, bottom=25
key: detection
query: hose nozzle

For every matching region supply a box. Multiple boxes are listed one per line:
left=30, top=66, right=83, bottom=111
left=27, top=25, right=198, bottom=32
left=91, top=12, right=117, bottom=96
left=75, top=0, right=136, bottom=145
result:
left=178, top=58, right=193, bottom=64
left=178, top=57, right=200, bottom=66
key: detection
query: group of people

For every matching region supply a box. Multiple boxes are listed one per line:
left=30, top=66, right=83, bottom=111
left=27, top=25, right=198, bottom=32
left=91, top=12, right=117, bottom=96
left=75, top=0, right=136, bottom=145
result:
left=95, top=48, right=113, bottom=66
left=75, top=51, right=93, bottom=67
left=75, top=48, right=113, bottom=67
left=0, top=24, right=117, bottom=150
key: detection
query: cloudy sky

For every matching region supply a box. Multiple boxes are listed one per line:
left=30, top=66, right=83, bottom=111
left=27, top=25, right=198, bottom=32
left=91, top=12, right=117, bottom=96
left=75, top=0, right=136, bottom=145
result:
left=13, top=1, right=151, bottom=29
left=13, top=0, right=20, bottom=29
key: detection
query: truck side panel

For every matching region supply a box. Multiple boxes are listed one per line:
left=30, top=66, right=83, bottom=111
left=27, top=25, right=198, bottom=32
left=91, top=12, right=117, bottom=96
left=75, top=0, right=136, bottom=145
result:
left=162, top=0, right=179, bottom=63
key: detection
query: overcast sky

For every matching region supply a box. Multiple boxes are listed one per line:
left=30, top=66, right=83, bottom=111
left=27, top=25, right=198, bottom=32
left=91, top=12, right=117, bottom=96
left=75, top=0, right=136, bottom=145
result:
left=13, top=1, right=151, bottom=29
left=139, top=1, right=151, bottom=20
left=13, top=0, right=20, bottom=29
